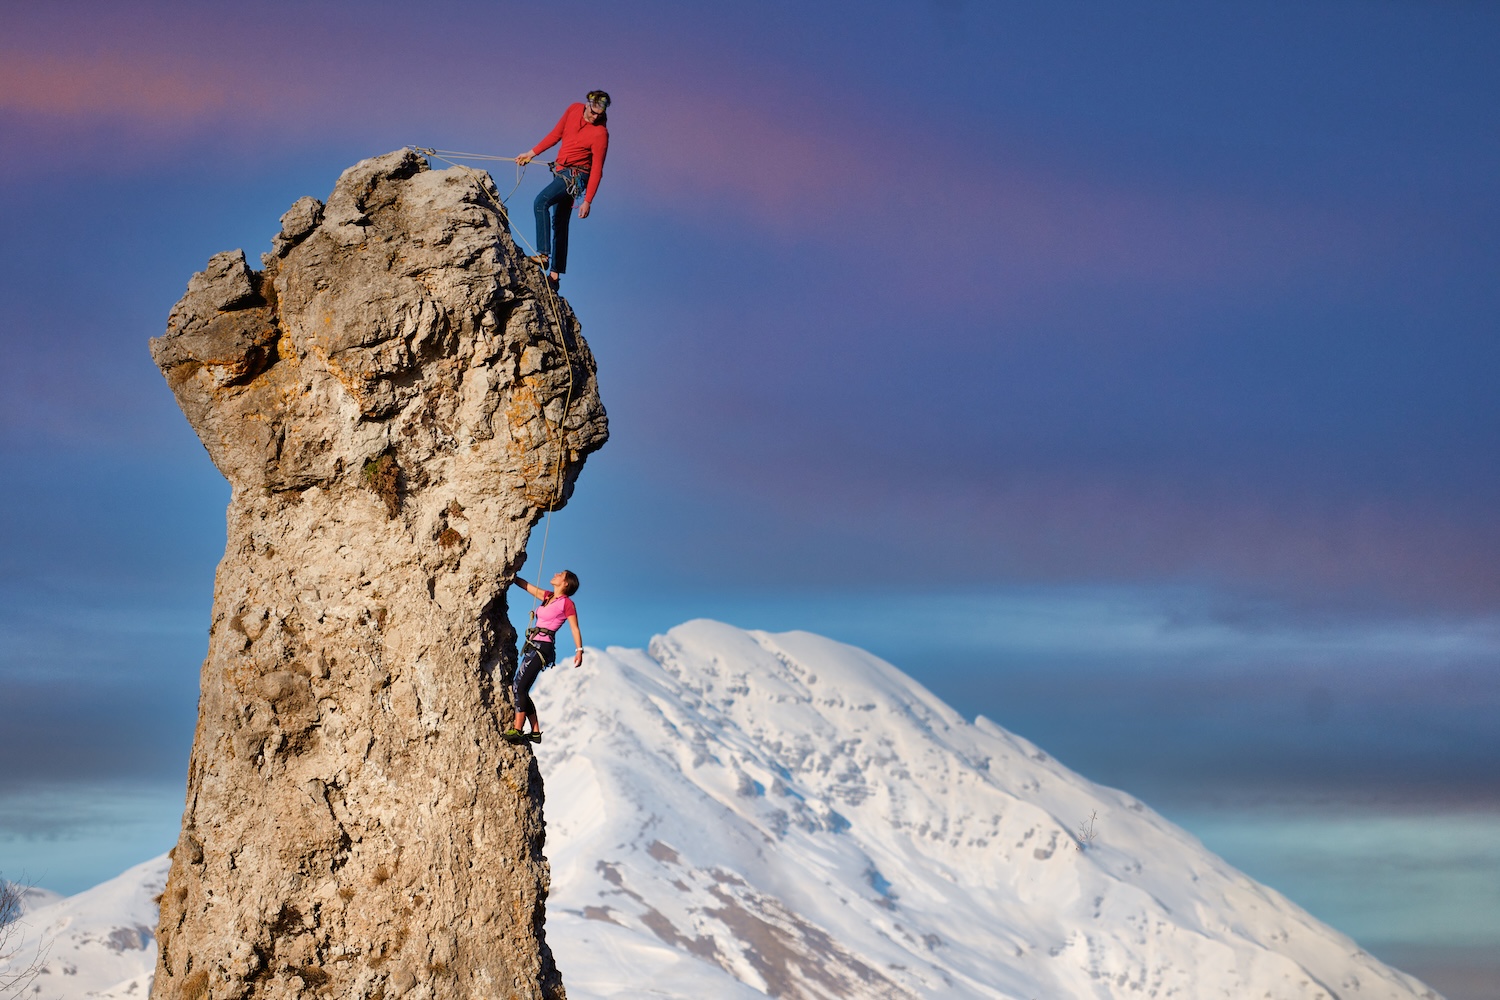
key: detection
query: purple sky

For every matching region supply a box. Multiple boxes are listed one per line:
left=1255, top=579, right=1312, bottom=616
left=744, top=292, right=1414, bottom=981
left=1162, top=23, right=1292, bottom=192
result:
left=5, top=0, right=1498, bottom=603
left=2, top=2, right=1499, bottom=993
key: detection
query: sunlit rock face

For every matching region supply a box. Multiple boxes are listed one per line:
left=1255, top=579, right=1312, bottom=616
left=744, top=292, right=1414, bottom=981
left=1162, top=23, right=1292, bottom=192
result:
left=148, top=149, right=606, bottom=1000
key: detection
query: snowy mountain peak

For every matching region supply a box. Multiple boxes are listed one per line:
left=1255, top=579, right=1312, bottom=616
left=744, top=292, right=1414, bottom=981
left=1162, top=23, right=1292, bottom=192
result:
left=4, top=884, right=64, bottom=918
left=2, top=622, right=1441, bottom=1000
left=538, top=620, right=1439, bottom=1000
left=0, top=855, right=168, bottom=1000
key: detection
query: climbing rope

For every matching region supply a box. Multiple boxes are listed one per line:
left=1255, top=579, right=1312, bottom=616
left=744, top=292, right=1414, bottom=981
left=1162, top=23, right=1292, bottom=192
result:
left=412, top=147, right=522, bottom=162
left=527, top=496, right=558, bottom=622
left=410, top=146, right=580, bottom=615
left=519, top=239, right=579, bottom=619
left=412, top=146, right=531, bottom=204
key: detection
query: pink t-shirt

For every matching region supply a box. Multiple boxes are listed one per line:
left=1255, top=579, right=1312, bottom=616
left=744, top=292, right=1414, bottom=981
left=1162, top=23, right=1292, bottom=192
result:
left=533, top=594, right=576, bottom=636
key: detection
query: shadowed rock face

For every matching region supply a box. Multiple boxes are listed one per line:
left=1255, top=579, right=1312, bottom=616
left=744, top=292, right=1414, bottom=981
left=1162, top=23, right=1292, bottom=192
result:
left=148, top=149, right=606, bottom=1000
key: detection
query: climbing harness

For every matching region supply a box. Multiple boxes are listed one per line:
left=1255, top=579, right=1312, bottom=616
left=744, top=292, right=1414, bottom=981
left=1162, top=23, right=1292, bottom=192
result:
left=408, top=145, right=582, bottom=623
left=522, top=625, right=558, bottom=667
left=550, top=163, right=588, bottom=200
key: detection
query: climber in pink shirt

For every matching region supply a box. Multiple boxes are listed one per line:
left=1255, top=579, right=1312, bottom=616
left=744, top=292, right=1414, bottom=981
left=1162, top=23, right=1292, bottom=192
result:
left=517, top=91, right=611, bottom=288
left=505, top=570, right=583, bottom=743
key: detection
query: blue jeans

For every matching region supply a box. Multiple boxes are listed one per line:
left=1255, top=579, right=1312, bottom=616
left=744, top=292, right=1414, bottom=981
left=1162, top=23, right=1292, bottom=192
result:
left=513, top=640, right=553, bottom=717
left=533, top=167, right=587, bottom=274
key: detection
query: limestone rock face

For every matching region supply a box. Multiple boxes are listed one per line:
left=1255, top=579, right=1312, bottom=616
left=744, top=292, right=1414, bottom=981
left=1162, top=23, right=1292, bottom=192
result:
left=148, top=149, right=606, bottom=1000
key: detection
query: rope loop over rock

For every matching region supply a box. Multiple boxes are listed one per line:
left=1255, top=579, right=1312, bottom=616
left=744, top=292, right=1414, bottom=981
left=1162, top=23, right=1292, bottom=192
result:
left=410, top=145, right=580, bottom=594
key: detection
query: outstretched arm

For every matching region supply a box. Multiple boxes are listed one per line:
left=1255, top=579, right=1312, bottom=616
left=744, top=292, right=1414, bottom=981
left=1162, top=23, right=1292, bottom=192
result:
left=567, top=613, right=583, bottom=666
left=510, top=576, right=552, bottom=601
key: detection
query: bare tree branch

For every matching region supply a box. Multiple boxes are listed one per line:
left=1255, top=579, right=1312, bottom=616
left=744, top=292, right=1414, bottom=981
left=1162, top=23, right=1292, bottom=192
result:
left=0, top=875, right=48, bottom=1000
left=1076, top=810, right=1099, bottom=852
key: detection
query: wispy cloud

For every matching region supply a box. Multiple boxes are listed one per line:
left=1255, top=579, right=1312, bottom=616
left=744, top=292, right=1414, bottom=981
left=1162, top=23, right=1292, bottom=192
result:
left=600, top=60, right=1387, bottom=305
left=0, top=52, right=232, bottom=120
left=4, top=2, right=1383, bottom=303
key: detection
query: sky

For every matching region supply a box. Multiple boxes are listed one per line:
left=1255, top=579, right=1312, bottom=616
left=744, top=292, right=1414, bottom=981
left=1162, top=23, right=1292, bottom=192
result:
left=1, top=1, right=1498, bottom=996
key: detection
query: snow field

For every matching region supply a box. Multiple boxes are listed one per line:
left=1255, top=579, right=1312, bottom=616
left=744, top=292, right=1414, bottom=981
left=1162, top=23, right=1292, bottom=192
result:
left=1, top=621, right=1443, bottom=1000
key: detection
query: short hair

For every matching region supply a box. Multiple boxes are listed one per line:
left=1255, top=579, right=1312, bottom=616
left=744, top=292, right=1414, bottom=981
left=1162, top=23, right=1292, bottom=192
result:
left=558, top=570, right=580, bottom=596
left=586, top=90, right=612, bottom=110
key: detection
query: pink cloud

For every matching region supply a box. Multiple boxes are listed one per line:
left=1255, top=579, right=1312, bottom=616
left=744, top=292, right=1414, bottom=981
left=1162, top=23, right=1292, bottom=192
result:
left=1, top=4, right=1380, bottom=304
left=619, top=83, right=883, bottom=217
left=638, top=407, right=1500, bottom=609
left=0, top=51, right=234, bottom=121
left=854, top=468, right=1500, bottom=609
left=603, top=65, right=1381, bottom=303
left=0, top=4, right=1394, bottom=311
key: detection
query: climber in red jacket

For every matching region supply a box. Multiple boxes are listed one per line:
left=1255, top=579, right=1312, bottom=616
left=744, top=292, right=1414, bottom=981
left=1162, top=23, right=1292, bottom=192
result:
left=517, top=91, right=611, bottom=289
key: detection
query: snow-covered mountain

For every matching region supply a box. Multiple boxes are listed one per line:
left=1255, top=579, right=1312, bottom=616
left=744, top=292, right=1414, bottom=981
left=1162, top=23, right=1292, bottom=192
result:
left=0, top=855, right=167, bottom=999
left=8, top=884, right=64, bottom=916
left=2, top=621, right=1441, bottom=999
left=539, top=621, right=1438, bottom=1000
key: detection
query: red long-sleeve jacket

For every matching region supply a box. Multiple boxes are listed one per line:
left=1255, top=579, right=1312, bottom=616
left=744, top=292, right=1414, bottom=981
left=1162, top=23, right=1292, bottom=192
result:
left=528, top=103, right=609, bottom=204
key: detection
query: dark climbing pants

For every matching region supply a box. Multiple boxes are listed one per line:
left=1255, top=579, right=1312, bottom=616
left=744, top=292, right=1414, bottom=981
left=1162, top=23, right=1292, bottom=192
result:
left=533, top=168, right=587, bottom=274
left=513, top=641, right=554, bottom=716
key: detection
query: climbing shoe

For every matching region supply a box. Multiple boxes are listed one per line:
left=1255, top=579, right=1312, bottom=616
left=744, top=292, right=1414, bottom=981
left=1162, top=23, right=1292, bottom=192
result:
left=527, top=732, right=543, bottom=744
left=502, top=727, right=526, bottom=743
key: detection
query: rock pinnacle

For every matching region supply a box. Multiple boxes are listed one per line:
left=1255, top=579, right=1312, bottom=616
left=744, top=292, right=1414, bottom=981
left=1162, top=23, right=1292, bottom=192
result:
left=148, top=149, right=606, bottom=1000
